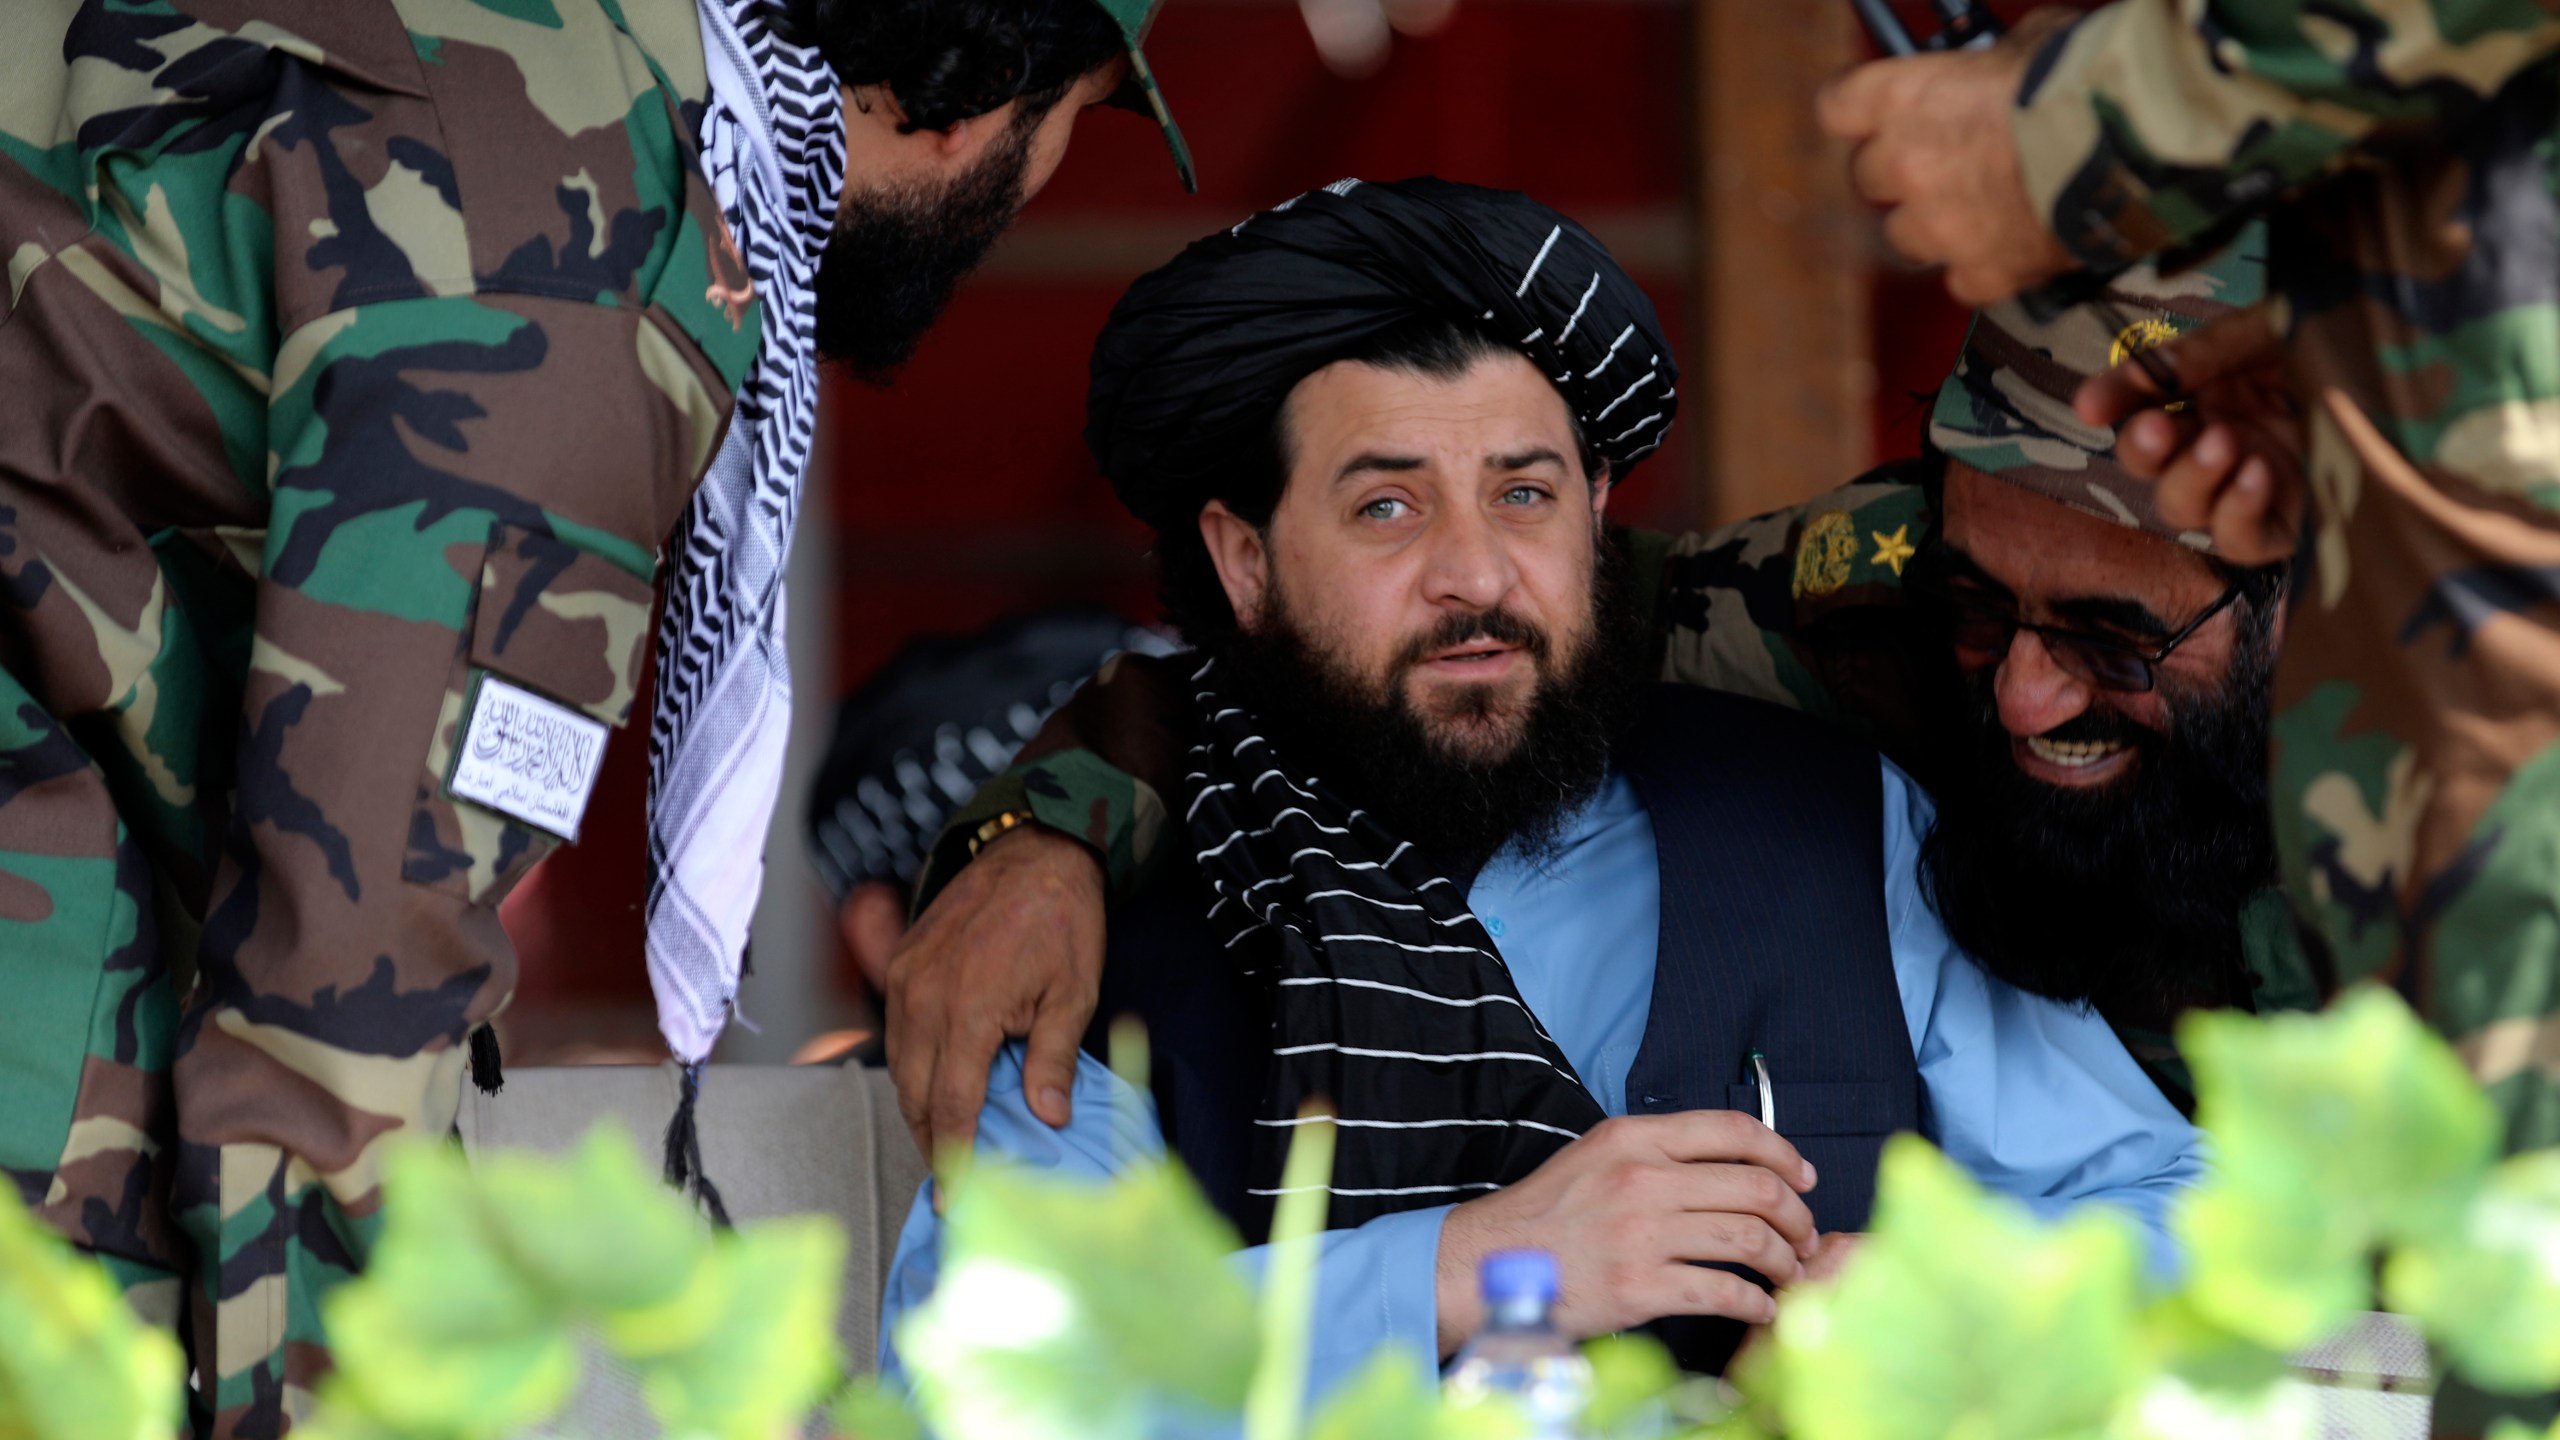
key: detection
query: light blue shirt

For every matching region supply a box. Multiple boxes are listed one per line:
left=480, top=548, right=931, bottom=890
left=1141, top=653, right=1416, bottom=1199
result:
left=880, top=759, right=2205, bottom=1403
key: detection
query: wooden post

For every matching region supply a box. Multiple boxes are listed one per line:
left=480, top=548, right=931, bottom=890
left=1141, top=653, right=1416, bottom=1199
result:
left=1691, top=0, right=1875, bottom=526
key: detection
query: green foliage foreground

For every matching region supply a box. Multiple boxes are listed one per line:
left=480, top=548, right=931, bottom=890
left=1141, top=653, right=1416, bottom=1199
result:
left=7, top=985, right=2560, bottom=1439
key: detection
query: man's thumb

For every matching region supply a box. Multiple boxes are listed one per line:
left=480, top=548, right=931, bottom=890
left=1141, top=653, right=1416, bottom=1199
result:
left=1022, top=1012, right=1084, bottom=1130
left=1814, top=63, right=1887, bottom=140
left=2146, top=299, right=2286, bottom=397
left=2076, top=299, right=2283, bottom=426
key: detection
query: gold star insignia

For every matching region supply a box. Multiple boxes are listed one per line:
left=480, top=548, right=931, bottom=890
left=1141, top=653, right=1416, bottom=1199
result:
left=2109, top=316, right=2180, bottom=368
left=1871, top=524, right=1916, bottom=576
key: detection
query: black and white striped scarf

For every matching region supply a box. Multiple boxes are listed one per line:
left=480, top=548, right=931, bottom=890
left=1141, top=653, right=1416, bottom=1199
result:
left=1185, top=656, right=1607, bottom=1237
left=645, top=0, right=845, bottom=1069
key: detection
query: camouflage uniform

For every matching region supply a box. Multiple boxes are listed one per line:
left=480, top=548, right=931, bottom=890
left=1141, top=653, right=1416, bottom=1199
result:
left=921, top=237, right=2322, bottom=1110
left=0, top=1, right=750, bottom=1432
left=2012, top=2, right=2560, bottom=1179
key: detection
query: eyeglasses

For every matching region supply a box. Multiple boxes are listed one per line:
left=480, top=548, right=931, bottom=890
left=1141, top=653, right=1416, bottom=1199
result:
left=1910, top=554, right=2248, bottom=695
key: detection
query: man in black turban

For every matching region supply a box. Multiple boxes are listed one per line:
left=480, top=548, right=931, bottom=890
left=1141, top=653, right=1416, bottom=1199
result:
left=1088, top=175, right=1678, bottom=535
left=876, top=179, right=2202, bottom=1390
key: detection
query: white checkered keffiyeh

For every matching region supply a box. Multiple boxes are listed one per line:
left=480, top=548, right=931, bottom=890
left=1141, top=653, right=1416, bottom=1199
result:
left=646, top=0, right=843, bottom=1073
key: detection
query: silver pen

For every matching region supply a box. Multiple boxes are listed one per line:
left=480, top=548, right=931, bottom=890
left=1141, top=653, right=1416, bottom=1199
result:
left=1749, top=1049, right=1777, bottom=1132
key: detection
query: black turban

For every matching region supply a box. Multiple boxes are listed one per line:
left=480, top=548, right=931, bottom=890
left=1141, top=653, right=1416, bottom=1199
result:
left=1088, top=177, right=1678, bottom=531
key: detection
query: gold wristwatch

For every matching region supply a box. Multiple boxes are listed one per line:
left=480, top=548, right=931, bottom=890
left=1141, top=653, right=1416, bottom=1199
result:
left=966, top=808, right=1041, bottom=859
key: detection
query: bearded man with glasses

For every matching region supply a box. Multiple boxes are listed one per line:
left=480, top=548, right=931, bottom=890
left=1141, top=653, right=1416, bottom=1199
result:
left=882, top=228, right=2313, bottom=1162
left=1644, top=227, right=2307, bottom=1115
left=1900, top=437, right=2298, bottom=1113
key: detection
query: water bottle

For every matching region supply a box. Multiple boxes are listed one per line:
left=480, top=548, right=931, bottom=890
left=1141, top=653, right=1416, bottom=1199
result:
left=1444, top=1249, right=1594, bottom=1437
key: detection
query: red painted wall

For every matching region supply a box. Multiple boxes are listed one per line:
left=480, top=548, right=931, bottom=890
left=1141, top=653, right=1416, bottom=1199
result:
left=821, top=0, right=1697, bottom=686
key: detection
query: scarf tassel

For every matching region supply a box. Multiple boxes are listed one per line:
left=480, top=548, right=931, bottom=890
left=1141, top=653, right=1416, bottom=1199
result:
left=662, top=1061, right=734, bottom=1228
left=467, top=1023, right=504, bottom=1095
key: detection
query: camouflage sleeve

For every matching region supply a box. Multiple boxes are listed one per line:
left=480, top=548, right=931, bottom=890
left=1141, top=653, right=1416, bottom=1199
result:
left=2014, top=0, right=2560, bottom=267
left=0, top=0, right=751, bottom=1427
left=1651, top=463, right=1941, bottom=767
left=171, top=290, right=732, bottom=1430
left=912, top=651, right=1185, bottom=913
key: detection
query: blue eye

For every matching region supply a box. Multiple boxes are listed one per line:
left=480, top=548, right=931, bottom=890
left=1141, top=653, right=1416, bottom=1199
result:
left=1360, top=497, right=1410, bottom=520
left=1500, top=485, right=1547, bottom=506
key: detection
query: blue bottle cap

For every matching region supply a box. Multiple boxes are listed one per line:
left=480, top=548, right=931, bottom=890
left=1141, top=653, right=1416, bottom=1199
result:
left=1480, top=1248, right=1560, bottom=1305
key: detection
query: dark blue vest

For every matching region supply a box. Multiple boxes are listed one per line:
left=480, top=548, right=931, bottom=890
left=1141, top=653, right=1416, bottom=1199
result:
left=1084, top=686, right=1920, bottom=1371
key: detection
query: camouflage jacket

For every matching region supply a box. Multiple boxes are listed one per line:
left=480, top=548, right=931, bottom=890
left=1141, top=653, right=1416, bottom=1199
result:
left=2017, top=2, right=2560, bottom=1150
left=2015, top=2, right=2560, bottom=286
left=0, top=1, right=749, bottom=1427
left=920, top=464, right=2320, bottom=1113
left=2014, top=14, right=2560, bottom=1423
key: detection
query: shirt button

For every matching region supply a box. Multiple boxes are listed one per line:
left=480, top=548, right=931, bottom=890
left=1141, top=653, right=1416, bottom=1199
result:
left=1484, top=916, right=1505, bottom=937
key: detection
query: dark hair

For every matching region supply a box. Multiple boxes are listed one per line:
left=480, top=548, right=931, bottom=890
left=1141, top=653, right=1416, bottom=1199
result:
left=1155, top=315, right=1606, bottom=643
left=792, top=0, right=1126, bottom=134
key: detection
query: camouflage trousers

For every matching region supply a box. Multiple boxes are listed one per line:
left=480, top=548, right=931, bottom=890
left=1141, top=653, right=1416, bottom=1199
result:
left=0, top=678, right=496, bottom=1438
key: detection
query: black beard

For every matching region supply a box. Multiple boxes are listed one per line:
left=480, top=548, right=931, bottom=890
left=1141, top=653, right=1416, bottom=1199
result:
left=1217, top=541, right=1645, bottom=876
left=1918, top=613, right=2279, bottom=1024
left=811, top=116, right=1033, bottom=383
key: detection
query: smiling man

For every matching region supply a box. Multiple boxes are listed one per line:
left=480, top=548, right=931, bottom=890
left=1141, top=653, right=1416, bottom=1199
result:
left=878, top=179, right=2202, bottom=1393
left=1881, top=233, right=2307, bottom=1100
left=1909, top=443, right=2295, bottom=1093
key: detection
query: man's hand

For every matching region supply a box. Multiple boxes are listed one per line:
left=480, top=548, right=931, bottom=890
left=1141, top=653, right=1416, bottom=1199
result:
left=1816, top=9, right=2078, bottom=305
left=1799, top=1230, right=1863, bottom=1285
left=1432, top=1112, right=1821, bottom=1356
left=884, top=823, right=1107, bottom=1162
left=1724, top=1231, right=1861, bottom=1375
left=2073, top=299, right=2303, bottom=565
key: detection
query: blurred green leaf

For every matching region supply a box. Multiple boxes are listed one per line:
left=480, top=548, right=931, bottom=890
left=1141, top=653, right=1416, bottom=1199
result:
left=0, top=1185, right=185, bottom=1440
left=321, top=1291, right=576, bottom=1440
left=288, top=1408, right=407, bottom=1440
left=591, top=1241, right=729, bottom=1363
left=2103, top=1371, right=2318, bottom=1440
left=1582, top=1333, right=1680, bottom=1436
left=319, top=1144, right=579, bottom=1439
left=1756, top=1135, right=2145, bottom=1440
left=1676, top=1420, right=1773, bottom=1440
left=2175, top=986, right=2497, bottom=1350
left=1109, top=1017, right=1152, bottom=1095
left=897, top=1157, right=1259, bottom=1440
left=1247, top=1110, right=1336, bottom=1440
left=475, top=1128, right=707, bottom=1316
left=2173, top=1167, right=2371, bottom=1355
left=2129, top=1291, right=2289, bottom=1397
left=2387, top=1149, right=2560, bottom=1394
left=1675, top=1411, right=1776, bottom=1440
left=2486, top=1418, right=2560, bottom=1440
left=829, top=1377, right=924, bottom=1440
left=1304, top=1349, right=1526, bottom=1440
left=314, top=1131, right=851, bottom=1440
left=630, top=1216, right=846, bottom=1440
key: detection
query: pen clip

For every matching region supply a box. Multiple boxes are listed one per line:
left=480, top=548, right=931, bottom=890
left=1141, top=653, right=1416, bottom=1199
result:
left=1749, top=1050, right=1777, bottom=1133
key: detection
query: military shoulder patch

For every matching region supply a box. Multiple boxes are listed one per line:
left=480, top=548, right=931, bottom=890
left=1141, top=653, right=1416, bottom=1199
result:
left=1793, top=509, right=1859, bottom=598
left=449, top=675, right=609, bottom=842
